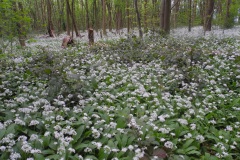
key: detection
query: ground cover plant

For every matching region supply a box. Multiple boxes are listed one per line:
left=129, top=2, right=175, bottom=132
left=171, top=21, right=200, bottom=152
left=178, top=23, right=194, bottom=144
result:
left=0, top=30, right=240, bottom=160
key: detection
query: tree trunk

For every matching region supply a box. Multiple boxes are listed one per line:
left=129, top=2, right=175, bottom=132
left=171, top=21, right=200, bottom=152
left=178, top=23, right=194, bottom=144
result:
left=46, top=0, right=55, bottom=37
left=88, top=28, right=94, bottom=45
left=66, top=0, right=70, bottom=35
left=160, top=0, right=171, bottom=34
left=66, top=0, right=80, bottom=37
left=14, top=2, right=26, bottom=47
left=144, top=0, right=148, bottom=33
left=134, top=0, right=143, bottom=38
left=85, top=0, right=90, bottom=29
left=102, top=0, right=107, bottom=35
left=106, top=1, right=112, bottom=32
left=126, top=0, right=130, bottom=33
left=204, top=0, right=214, bottom=31
left=188, top=0, right=192, bottom=32
left=224, top=0, right=232, bottom=28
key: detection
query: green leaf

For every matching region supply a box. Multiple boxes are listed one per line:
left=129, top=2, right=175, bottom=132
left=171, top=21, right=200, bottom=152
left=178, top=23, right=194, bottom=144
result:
left=122, top=134, right=129, bottom=147
left=182, top=139, right=194, bottom=149
left=46, top=154, right=61, bottom=160
left=75, top=143, right=89, bottom=151
left=116, top=117, right=126, bottom=128
left=44, top=69, right=52, bottom=74
left=33, top=154, right=45, bottom=160
left=6, top=124, right=16, bottom=134
left=73, top=125, right=85, bottom=143
left=186, top=150, right=201, bottom=155
left=85, top=155, right=98, bottom=160
left=42, top=149, right=55, bottom=155
left=42, top=136, right=51, bottom=148
left=0, top=128, right=6, bottom=139
left=185, top=146, right=198, bottom=152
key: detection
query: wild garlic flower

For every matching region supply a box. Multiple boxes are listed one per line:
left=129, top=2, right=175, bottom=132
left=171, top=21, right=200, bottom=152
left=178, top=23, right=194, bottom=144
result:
left=164, top=141, right=174, bottom=149
left=29, top=120, right=39, bottom=126
left=196, top=135, right=205, bottom=143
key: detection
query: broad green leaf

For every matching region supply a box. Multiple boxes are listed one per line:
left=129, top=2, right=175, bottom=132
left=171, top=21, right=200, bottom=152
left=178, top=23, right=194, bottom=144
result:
left=42, top=149, right=55, bottom=155
left=73, top=125, right=85, bottom=143
left=182, top=139, right=194, bottom=149
left=186, top=150, right=201, bottom=155
left=0, top=128, right=6, bottom=139
left=33, top=154, right=45, bottom=160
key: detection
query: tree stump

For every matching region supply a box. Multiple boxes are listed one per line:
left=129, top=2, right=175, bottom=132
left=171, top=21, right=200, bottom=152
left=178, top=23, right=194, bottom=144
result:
left=88, top=28, right=94, bottom=45
left=62, top=36, right=73, bottom=48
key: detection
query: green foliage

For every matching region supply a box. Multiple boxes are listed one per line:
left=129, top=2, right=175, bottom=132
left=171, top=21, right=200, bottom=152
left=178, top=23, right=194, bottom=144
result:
left=0, top=35, right=240, bottom=159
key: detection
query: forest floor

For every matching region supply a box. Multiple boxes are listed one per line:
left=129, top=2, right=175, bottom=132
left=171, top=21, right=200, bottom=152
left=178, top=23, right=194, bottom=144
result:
left=0, top=26, right=240, bottom=160
left=26, top=26, right=240, bottom=51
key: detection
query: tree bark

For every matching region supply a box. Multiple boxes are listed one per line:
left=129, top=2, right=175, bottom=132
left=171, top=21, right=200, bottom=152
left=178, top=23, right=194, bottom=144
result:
left=66, top=0, right=70, bottom=35
left=126, top=0, right=130, bottom=33
left=85, top=0, right=90, bottom=29
left=88, top=28, right=94, bottom=45
left=224, top=0, right=232, bottom=28
left=134, top=0, right=143, bottom=38
left=66, top=0, right=80, bottom=37
left=188, top=0, right=192, bottom=32
left=102, top=0, right=107, bottom=35
left=15, top=2, right=26, bottom=47
left=106, top=1, right=112, bottom=32
left=204, top=0, right=214, bottom=31
left=160, top=0, right=171, bottom=34
left=46, top=0, right=55, bottom=37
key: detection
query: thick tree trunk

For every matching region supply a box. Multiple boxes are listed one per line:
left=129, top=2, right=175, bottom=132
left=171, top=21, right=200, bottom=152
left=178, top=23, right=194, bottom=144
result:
left=160, top=0, right=171, bottom=34
left=204, top=0, right=214, bottom=31
left=88, top=28, right=94, bottom=45
left=134, top=0, right=143, bottom=38
left=17, top=2, right=26, bottom=47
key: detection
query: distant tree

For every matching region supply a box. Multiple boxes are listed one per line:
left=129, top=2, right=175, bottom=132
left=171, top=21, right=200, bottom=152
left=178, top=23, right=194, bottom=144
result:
left=0, top=0, right=30, bottom=49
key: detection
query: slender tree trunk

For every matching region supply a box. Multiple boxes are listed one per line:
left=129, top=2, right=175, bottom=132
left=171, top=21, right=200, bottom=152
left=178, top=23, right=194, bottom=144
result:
left=85, top=0, right=90, bottom=29
left=106, top=1, right=112, bottom=32
left=93, top=0, right=98, bottom=31
left=224, top=0, right=232, bottom=28
left=192, top=0, right=197, bottom=26
left=204, top=0, right=214, bottom=31
left=102, top=0, right=107, bottom=35
left=66, top=0, right=80, bottom=36
left=188, top=0, right=192, bottom=32
left=144, top=0, right=148, bottom=33
left=46, top=0, right=55, bottom=37
left=126, top=0, right=130, bottom=33
left=66, top=0, right=70, bottom=35
left=173, top=0, right=180, bottom=28
left=134, top=0, right=143, bottom=38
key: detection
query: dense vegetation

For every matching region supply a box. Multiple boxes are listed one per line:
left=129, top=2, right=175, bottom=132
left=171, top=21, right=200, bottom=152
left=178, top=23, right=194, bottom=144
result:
left=0, top=32, right=240, bottom=159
